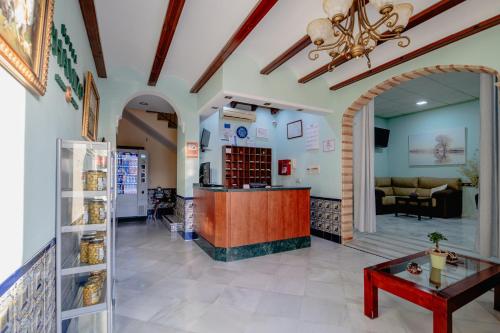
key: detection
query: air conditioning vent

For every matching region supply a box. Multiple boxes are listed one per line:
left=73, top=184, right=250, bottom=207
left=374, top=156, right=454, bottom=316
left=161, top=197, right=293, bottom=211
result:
left=222, top=107, right=256, bottom=122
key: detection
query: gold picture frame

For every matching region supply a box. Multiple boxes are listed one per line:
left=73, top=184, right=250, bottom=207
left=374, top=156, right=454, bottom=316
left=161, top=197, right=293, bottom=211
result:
left=82, top=71, right=100, bottom=141
left=0, top=0, right=54, bottom=95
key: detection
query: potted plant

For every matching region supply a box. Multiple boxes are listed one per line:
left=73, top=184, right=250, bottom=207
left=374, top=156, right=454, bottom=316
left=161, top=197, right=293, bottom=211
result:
left=428, top=232, right=448, bottom=270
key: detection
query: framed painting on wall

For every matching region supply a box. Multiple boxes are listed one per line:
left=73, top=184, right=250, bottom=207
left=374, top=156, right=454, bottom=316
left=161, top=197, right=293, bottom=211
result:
left=82, top=72, right=100, bottom=141
left=0, top=0, right=54, bottom=95
left=408, top=127, right=466, bottom=166
left=287, top=120, right=303, bottom=139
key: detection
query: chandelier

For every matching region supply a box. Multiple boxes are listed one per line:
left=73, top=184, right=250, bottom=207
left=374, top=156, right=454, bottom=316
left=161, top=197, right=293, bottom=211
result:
left=307, top=0, right=414, bottom=70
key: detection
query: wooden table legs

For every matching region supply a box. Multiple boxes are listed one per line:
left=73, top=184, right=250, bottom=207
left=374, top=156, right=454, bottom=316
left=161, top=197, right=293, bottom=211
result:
left=433, top=299, right=452, bottom=333
left=364, top=270, right=379, bottom=319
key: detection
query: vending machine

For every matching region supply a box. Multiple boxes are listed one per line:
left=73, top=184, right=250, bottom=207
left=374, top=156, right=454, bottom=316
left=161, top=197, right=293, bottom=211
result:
left=116, top=148, right=149, bottom=218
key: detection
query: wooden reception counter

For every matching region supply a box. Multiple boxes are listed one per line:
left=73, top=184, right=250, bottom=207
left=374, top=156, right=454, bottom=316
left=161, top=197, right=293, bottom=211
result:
left=193, top=185, right=311, bottom=261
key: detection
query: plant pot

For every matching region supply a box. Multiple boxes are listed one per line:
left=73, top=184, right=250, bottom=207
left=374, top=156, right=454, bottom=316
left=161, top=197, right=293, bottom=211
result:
left=429, top=267, right=442, bottom=288
left=429, top=251, right=447, bottom=270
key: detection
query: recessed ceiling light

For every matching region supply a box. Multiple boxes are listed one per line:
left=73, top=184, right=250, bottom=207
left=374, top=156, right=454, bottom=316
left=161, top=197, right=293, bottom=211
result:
left=416, top=100, right=428, bottom=106
left=139, top=101, right=149, bottom=106
left=211, top=106, right=218, bottom=110
left=224, top=96, right=233, bottom=100
left=297, top=108, right=303, bottom=111
left=263, top=102, right=271, bottom=106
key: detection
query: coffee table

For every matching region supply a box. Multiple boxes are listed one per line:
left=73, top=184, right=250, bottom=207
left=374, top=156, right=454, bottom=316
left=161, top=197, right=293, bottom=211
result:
left=364, top=251, right=500, bottom=333
left=395, top=196, right=433, bottom=220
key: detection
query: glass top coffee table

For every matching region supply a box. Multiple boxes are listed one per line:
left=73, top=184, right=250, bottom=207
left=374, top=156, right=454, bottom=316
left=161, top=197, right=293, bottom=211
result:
left=364, top=251, right=500, bottom=333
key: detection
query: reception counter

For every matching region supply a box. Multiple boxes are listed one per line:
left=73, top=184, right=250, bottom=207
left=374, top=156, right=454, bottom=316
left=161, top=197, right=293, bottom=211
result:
left=193, top=186, right=311, bottom=261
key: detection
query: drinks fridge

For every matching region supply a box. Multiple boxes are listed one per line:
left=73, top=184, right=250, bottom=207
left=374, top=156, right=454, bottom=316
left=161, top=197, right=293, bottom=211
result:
left=116, top=149, right=148, bottom=218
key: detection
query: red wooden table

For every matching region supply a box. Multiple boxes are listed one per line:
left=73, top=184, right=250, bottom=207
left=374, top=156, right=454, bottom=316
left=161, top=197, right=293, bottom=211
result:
left=364, top=251, right=500, bottom=333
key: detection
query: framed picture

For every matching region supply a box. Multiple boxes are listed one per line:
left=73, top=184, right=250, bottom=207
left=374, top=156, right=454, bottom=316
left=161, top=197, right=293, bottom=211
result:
left=82, top=72, right=100, bottom=141
left=287, top=120, right=303, bottom=139
left=0, top=0, right=54, bottom=95
left=409, top=127, right=466, bottom=166
left=186, top=142, right=199, bottom=158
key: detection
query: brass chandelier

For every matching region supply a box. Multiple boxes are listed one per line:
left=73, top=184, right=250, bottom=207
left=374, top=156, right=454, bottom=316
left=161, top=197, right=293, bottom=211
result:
left=307, top=0, right=414, bottom=70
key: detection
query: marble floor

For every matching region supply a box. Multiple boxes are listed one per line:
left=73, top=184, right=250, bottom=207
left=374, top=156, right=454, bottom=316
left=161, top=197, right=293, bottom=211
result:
left=113, top=220, right=499, bottom=333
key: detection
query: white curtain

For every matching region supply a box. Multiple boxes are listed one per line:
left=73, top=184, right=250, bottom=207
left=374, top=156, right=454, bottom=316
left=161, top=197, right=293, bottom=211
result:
left=478, top=74, right=500, bottom=258
left=353, top=100, right=376, bottom=233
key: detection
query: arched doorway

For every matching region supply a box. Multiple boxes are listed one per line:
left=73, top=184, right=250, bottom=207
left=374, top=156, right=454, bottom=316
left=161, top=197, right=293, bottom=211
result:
left=340, top=65, right=500, bottom=244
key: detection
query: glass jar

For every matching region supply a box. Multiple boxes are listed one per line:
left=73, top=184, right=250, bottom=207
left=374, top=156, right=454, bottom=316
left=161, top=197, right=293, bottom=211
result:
left=88, top=238, right=105, bottom=264
left=79, top=234, right=96, bottom=264
left=88, top=199, right=106, bottom=224
left=82, top=281, right=100, bottom=306
left=85, top=170, right=107, bottom=191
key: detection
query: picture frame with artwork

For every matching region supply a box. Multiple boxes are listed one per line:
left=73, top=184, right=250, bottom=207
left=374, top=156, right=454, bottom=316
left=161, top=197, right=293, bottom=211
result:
left=287, top=120, right=303, bottom=139
left=82, top=72, right=100, bottom=141
left=0, top=0, right=55, bottom=95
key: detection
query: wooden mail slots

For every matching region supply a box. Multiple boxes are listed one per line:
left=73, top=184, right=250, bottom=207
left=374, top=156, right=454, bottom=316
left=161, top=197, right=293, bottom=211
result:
left=222, top=146, right=272, bottom=188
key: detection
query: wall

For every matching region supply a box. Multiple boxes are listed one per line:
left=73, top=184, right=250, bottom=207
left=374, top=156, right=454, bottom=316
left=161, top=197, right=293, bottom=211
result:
left=117, top=117, right=177, bottom=188
left=199, top=108, right=340, bottom=198
left=381, top=100, right=480, bottom=179
left=374, top=117, right=389, bottom=177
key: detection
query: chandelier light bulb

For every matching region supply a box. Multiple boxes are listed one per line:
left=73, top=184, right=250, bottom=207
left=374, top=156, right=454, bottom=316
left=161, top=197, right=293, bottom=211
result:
left=391, top=3, right=414, bottom=33
left=323, top=0, right=354, bottom=22
left=307, top=18, right=334, bottom=46
left=369, top=0, right=394, bottom=14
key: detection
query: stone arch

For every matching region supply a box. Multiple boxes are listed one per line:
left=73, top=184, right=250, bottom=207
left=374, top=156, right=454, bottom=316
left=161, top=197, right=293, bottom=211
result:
left=340, top=65, right=500, bottom=243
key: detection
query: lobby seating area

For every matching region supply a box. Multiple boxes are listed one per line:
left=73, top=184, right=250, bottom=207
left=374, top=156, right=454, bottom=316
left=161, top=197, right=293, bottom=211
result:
left=375, top=177, right=463, bottom=218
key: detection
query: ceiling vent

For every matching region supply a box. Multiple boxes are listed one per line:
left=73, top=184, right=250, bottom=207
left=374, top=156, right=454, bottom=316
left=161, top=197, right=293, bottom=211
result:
left=222, top=107, right=256, bottom=122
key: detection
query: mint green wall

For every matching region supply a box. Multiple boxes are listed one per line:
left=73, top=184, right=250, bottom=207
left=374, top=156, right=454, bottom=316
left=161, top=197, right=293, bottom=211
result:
left=383, top=100, right=480, bottom=179
left=374, top=117, right=389, bottom=177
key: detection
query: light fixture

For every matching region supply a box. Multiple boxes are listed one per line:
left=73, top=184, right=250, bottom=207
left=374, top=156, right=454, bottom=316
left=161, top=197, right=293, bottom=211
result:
left=416, top=100, right=428, bottom=106
left=307, top=0, right=413, bottom=70
left=139, top=101, right=149, bottom=106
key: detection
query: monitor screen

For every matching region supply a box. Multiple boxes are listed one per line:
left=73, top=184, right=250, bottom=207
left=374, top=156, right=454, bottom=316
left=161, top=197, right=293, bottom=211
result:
left=201, top=128, right=211, bottom=148
left=375, top=127, right=390, bottom=148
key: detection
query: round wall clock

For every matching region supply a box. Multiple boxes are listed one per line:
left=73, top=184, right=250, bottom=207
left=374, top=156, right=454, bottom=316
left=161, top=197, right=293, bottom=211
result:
left=236, top=126, right=248, bottom=139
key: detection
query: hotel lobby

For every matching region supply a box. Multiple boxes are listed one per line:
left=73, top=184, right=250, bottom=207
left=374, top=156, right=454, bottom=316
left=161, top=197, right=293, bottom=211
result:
left=0, top=1, right=499, bottom=332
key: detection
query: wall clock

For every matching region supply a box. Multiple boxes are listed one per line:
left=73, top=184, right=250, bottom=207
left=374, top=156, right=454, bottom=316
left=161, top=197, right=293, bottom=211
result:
left=236, top=126, right=248, bottom=139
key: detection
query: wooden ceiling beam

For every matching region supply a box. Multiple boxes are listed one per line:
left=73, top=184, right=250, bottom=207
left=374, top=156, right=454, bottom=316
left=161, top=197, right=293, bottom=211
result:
left=190, top=0, right=278, bottom=93
left=148, top=0, right=186, bottom=86
left=329, top=14, right=500, bottom=91
left=298, top=0, right=465, bottom=84
left=79, top=0, right=107, bottom=78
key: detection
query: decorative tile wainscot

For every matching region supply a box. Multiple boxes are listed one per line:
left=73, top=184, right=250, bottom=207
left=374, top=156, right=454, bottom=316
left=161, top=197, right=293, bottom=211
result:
left=175, top=195, right=196, bottom=240
left=0, top=240, right=56, bottom=333
left=310, top=197, right=342, bottom=244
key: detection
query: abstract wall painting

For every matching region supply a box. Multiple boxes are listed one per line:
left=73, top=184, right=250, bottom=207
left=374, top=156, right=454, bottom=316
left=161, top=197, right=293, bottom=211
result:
left=408, top=128, right=466, bottom=166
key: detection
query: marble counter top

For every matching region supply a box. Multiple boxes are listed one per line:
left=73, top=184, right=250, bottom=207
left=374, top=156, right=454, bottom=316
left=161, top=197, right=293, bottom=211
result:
left=193, top=184, right=311, bottom=192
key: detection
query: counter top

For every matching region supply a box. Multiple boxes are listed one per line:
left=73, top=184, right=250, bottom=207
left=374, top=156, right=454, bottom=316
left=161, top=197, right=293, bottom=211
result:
left=194, top=184, right=311, bottom=192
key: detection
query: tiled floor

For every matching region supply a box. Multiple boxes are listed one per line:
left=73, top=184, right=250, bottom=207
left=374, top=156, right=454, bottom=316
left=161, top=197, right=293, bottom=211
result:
left=113, top=220, right=500, bottom=333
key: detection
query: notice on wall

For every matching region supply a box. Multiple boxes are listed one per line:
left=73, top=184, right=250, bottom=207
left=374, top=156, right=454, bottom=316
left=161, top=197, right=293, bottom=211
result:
left=186, top=142, right=199, bottom=158
left=323, top=139, right=335, bottom=152
left=256, top=127, right=268, bottom=139
left=305, top=123, right=320, bottom=150
left=221, top=123, right=233, bottom=141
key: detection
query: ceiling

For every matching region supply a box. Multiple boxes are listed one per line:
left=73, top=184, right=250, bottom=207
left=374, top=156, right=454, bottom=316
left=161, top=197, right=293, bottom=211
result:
left=125, top=94, right=176, bottom=114
left=93, top=0, right=500, bottom=97
left=374, top=72, right=479, bottom=118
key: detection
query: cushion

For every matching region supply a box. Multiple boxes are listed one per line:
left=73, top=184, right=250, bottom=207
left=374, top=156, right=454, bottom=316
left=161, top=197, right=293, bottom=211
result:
left=392, top=177, right=418, bottom=188
left=393, top=187, right=417, bottom=196
left=419, top=177, right=461, bottom=191
left=430, top=184, right=447, bottom=196
left=382, top=196, right=396, bottom=206
left=416, top=188, right=431, bottom=197
left=375, top=177, right=392, bottom=187
left=376, top=186, right=394, bottom=196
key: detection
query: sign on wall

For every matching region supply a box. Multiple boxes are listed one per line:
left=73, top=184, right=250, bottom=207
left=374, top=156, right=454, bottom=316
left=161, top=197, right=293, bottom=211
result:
left=186, top=142, right=199, bottom=158
left=409, top=127, right=466, bottom=166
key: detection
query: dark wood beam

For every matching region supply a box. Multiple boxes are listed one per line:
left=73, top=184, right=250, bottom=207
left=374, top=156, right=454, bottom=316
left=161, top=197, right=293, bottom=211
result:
left=79, top=0, right=107, bottom=78
left=148, top=0, right=186, bottom=86
left=329, top=14, right=500, bottom=91
left=190, top=0, right=278, bottom=93
left=299, top=0, right=465, bottom=84
left=260, top=35, right=310, bottom=75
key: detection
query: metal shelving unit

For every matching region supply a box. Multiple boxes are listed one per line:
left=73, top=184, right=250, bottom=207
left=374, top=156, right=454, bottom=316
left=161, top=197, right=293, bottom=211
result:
left=56, top=139, right=113, bottom=333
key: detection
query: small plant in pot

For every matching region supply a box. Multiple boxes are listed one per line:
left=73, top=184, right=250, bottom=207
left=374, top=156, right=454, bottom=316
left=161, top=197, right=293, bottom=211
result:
left=428, top=232, right=448, bottom=270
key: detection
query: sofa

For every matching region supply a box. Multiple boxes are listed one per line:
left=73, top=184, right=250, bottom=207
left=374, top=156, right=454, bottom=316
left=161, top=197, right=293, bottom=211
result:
left=375, top=177, right=462, bottom=218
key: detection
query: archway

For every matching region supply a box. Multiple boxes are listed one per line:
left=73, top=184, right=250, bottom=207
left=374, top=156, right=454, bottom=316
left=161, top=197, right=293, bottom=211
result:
left=340, top=65, right=500, bottom=244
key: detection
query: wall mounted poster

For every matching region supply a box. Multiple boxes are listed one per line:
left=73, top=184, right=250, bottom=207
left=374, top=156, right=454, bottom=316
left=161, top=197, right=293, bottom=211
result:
left=408, top=127, right=466, bottom=166
left=82, top=72, right=100, bottom=141
left=186, top=142, right=199, bottom=158
left=287, top=120, right=303, bottom=139
left=305, top=123, right=320, bottom=150
left=0, top=0, right=54, bottom=95
left=323, top=139, right=335, bottom=152
left=256, top=127, right=268, bottom=139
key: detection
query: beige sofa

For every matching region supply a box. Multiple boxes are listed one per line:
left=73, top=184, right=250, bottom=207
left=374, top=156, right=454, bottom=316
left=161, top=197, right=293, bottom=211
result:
left=375, top=177, right=462, bottom=218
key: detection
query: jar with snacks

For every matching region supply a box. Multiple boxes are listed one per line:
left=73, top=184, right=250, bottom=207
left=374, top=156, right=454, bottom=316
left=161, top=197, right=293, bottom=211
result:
left=84, top=170, right=107, bottom=191
left=88, top=238, right=105, bottom=264
left=79, top=234, right=96, bottom=264
left=88, top=199, right=106, bottom=224
left=82, top=281, right=100, bottom=306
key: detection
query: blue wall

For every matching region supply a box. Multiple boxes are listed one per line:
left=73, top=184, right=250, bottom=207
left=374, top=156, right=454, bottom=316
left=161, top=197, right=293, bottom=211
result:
left=379, top=100, right=480, bottom=179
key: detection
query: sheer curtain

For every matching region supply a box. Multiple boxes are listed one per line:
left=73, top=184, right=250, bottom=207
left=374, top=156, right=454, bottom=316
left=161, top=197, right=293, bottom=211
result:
left=478, top=73, right=500, bottom=258
left=353, top=100, right=376, bottom=233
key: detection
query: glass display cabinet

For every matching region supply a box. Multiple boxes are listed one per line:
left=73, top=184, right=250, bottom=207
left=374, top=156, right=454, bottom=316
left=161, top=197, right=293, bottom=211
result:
left=56, top=139, right=113, bottom=333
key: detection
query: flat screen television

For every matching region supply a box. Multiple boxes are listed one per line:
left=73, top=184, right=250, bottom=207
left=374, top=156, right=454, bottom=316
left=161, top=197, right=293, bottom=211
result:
left=201, top=128, right=210, bottom=150
left=375, top=127, right=390, bottom=148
